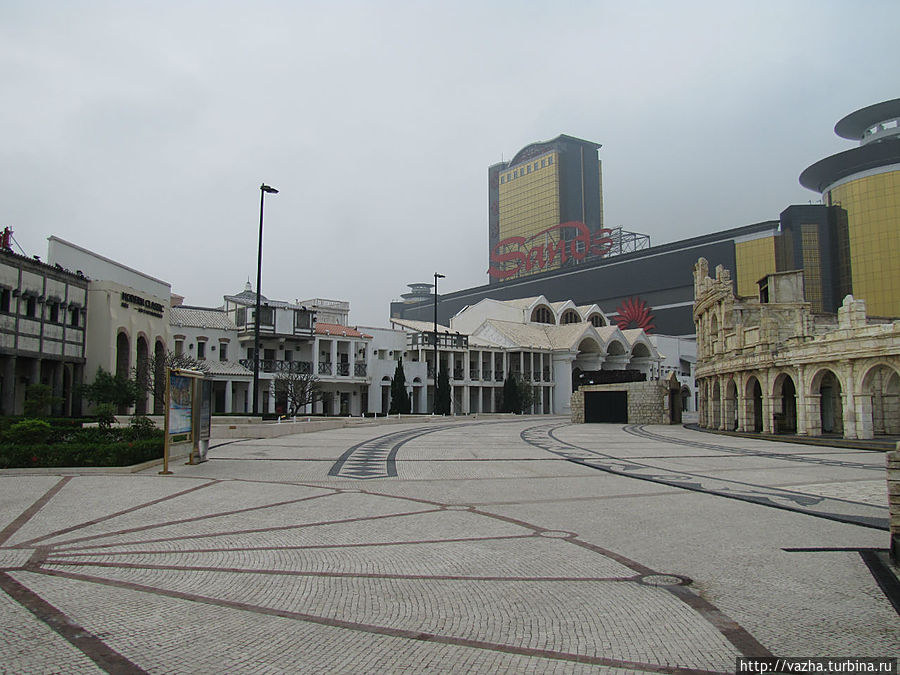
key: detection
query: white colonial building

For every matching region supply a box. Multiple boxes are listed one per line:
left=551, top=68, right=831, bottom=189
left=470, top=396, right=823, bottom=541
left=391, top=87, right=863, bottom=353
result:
left=391, top=295, right=660, bottom=415
left=47, top=237, right=171, bottom=415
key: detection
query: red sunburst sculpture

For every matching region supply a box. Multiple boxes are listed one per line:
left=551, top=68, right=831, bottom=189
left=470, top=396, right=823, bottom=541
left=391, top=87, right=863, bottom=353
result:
left=614, top=296, right=655, bottom=333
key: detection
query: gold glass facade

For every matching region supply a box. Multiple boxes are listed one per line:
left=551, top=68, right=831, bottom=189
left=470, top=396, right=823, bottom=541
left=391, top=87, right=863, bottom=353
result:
left=828, top=170, right=900, bottom=317
left=735, top=236, right=777, bottom=298
left=800, top=224, right=823, bottom=312
left=497, top=151, right=561, bottom=259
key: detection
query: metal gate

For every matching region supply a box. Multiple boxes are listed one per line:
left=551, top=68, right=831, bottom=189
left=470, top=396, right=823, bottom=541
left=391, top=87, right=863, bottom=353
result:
left=584, top=391, right=627, bottom=423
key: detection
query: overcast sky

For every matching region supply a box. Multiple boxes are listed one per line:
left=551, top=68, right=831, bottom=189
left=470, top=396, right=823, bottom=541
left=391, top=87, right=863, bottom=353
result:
left=1, top=1, right=896, bottom=326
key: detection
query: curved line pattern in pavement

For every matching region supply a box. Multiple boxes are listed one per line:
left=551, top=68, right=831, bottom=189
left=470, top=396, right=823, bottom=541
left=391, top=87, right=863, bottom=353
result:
left=519, top=423, right=888, bottom=530
left=0, top=464, right=770, bottom=674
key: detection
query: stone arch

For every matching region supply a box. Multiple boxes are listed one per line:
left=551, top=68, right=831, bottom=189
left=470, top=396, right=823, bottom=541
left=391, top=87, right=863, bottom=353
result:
left=135, top=334, right=150, bottom=415
left=574, top=337, right=604, bottom=371
left=115, top=330, right=131, bottom=415
left=772, top=371, right=798, bottom=434
left=709, top=312, right=719, bottom=355
left=680, top=385, right=691, bottom=412
left=601, top=339, right=627, bottom=370
left=744, top=375, right=763, bottom=432
left=115, top=330, right=130, bottom=379
left=631, top=342, right=652, bottom=358
left=859, top=362, right=900, bottom=437
left=808, top=368, right=844, bottom=436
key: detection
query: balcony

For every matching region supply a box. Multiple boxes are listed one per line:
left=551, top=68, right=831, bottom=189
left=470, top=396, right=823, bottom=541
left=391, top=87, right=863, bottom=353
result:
left=239, top=359, right=312, bottom=374
left=452, top=367, right=464, bottom=380
left=337, top=363, right=350, bottom=376
left=318, top=362, right=333, bottom=375
left=354, top=363, right=367, bottom=377
left=407, top=331, right=469, bottom=350
left=494, top=370, right=504, bottom=382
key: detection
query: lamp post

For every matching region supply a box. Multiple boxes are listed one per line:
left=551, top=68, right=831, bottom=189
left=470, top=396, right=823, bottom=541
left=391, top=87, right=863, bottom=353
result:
left=432, top=272, right=444, bottom=414
left=253, top=183, right=278, bottom=416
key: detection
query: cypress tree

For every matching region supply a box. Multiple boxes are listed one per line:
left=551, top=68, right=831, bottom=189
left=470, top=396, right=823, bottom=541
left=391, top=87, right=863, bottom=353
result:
left=501, top=373, right=521, bottom=414
left=389, top=358, right=411, bottom=414
left=435, top=361, right=451, bottom=415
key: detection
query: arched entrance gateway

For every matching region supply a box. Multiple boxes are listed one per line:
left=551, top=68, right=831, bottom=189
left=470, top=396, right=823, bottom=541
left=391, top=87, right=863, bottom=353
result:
left=745, top=377, right=763, bottom=432
left=859, top=363, right=900, bottom=438
left=724, top=378, right=738, bottom=431
left=115, top=331, right=130, bottom=414
left=135, top=335, right=149, bottom=415
left=772, top=373, right=797, bottom=434
left=810, top=369, right=843, bottom=436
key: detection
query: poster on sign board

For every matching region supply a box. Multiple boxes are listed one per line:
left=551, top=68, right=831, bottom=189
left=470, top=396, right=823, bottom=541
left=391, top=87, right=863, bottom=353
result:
left=168, top=373, right=193, bottom=437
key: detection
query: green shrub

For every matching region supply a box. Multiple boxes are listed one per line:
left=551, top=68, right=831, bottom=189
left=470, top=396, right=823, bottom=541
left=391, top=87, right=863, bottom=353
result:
left=128, top=415, right=157, bottom=439
left=0, top=438, right=163, bottom=469
left=5, top=419, right=53, bottom=445
left=23, top=384, right=63, bottom=418
left=95, top=404, right=117, bottom=430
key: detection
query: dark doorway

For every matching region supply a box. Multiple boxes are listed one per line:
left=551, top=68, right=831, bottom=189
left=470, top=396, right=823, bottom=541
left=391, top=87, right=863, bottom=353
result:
left=584, top=391, right=627, bottom=423
left=751, top=379, right=763, bottom=432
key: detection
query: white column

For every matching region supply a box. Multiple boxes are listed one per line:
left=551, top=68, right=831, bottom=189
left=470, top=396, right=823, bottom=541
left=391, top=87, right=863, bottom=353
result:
left=312, top=337, right=319, bottom=376
left=349, top=340, right=356, bottom=377
left=224, top=380, right=233, bottom=414
left=551, top=351, right=576, bottom=415
left=330, top=340, right=337, bottom=373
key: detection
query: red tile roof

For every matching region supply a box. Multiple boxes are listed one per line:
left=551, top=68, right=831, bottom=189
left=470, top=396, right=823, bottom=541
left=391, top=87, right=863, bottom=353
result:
left=315, top=323, right=371, bottom=338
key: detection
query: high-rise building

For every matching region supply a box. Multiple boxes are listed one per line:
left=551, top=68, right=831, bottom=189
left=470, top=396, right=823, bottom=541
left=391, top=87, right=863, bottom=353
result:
left=488, top=134, right=606, bottom=284
left=800, top=97, right=900, bottom=317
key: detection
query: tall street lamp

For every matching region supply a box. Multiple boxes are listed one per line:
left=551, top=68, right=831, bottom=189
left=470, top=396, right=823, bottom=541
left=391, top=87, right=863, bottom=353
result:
left=253, top=183, right=278, bottom=416
left=432, top=272, right=445, bottom=414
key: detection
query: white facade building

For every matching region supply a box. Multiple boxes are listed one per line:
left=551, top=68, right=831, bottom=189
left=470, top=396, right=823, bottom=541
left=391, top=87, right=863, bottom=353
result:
left=47, top=237, right=171, bottom=414
left=391, top=295, right=661, bottom=415
left=648, top=334, right=697, bottom=412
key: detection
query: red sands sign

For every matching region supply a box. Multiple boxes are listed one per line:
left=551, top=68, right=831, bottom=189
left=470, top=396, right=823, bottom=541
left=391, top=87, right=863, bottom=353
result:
left=488, top=222, right=613, bottom=280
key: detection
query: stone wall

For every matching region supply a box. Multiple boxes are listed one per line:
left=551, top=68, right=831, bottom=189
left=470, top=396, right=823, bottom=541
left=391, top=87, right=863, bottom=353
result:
left=571, top=381, right=672, bottom=424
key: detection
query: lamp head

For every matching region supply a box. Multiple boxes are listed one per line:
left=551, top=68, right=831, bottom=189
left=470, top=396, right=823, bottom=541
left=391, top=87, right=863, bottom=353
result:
left=260, top=184, right=279, bottom=194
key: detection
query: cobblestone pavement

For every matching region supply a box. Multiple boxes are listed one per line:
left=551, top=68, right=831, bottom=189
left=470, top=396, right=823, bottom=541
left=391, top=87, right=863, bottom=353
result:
left=1, top=419, right=897, bottom=674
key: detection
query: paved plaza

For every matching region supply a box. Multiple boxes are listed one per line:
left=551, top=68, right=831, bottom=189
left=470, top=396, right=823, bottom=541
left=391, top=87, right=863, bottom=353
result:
left=1, top=418, right=898, bottom=673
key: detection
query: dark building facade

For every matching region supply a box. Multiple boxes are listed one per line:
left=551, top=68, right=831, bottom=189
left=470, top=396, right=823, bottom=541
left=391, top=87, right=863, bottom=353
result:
left=394, top=221, right=780, bottom=337
left=777, top=204, right=852, bottom=314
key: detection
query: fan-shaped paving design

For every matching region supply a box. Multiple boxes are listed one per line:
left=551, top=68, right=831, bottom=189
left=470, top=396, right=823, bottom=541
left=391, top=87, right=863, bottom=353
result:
left=0, top=473, right=767, bottom=674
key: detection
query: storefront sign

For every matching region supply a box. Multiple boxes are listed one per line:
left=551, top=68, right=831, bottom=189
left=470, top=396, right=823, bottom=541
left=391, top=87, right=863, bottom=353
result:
left=488, top=222, right=613, bottom=279
left=120, top=291, right=164, bottom=318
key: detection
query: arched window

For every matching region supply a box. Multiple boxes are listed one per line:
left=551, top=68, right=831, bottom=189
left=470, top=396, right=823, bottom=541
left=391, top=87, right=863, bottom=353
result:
left=530, top=306, right=555, bottom=324
left=561, top=309, right=580, bottom=324
left=589, top=313, right=606, bottom=327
